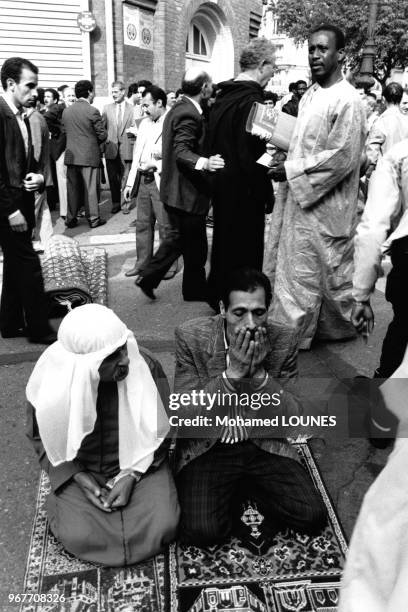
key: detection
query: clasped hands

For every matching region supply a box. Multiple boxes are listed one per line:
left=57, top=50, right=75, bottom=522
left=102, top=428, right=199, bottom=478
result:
left=74, top=471, right=136, bottom=513
left=225, top=326, right=269, bottom=382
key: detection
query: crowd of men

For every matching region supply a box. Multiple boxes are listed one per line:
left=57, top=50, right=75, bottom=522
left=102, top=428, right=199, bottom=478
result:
left=2, top=20, right=408, bottom=610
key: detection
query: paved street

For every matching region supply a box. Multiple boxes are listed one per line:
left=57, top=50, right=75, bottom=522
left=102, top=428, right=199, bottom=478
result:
left=0, top=190, right=394, bottom=610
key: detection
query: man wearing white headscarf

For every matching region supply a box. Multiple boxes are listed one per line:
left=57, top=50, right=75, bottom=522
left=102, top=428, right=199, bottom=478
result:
left=26, top=304, right=179, bottom=566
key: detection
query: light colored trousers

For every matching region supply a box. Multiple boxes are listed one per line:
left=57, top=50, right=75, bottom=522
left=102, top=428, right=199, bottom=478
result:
left=34, top=191, right=53, bottom=246
left=55, top=152, right=67, bottom=217
left=135, top=179, right=178, bottom=272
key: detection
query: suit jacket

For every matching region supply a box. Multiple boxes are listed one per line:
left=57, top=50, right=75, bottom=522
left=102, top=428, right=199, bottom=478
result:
left=0, top=96, right=37, bottom=227
left=102, top=101, right=134, bottom=161
left=28, top=109, right=52, bottom=187
left=62, top=99, right=107, bottom=167
left=160, top=97, right=211, bottom=215
left=174, top=315, right=304, bottom=473
left=44, top=102, right=66, bottom=160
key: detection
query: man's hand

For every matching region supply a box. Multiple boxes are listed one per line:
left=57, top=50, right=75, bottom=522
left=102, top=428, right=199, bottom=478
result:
left=351, top=301, right=374, bottom=335
left=73, top=471, right=112, bottom=512
left=268, top=162, right=287, bottom=182
left=249, top=327, right=269, bottom=377
left=123, top=186, right=132, bottom=202
left=226, top=328, right=255, bottom=380
left=103, top=475, right=136, bottom=510
left=23, top=173, right=44, bottom=192
left=205, top=154, right=225, bottom=172
left=9, top=211, right=28, bottom=232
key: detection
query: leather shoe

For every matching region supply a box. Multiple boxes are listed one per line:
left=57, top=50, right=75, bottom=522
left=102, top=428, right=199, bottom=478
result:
left=28, top=332, right=58, bottom=345
left=111, top=205, right=121, bottom=214
left=135, top=278, right=156, bottom=300
left=88, top=218, right=107, bottom=229
left=65, top=218, right=78, bottom=229
left=125, top=266, right=140, bottom=277
left=1, top=327, right=27, bottom=339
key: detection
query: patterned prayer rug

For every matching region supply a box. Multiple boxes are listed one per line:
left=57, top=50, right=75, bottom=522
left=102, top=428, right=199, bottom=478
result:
left=21, top=443, right=346, bottom=612
left=169, top=443, right=347, bottom=612
left=20, top=472, right=168, bottom=612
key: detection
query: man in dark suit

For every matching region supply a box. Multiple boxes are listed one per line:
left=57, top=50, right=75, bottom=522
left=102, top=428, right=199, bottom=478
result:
left=136, top=68, right=224, bottom=301
left=102, top=80, right=135, bottom=214
left=174, top=267, right=326, bottom=545
left=0, top=57, right=56, bottom=344
left=62, top=80, right=107, bottom=229
left=43, top=87, right=67, bottom=217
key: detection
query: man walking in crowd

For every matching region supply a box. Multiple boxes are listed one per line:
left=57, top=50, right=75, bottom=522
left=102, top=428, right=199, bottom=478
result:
left=26, top=93, right=53, bottom=251
left=124, top=86, right=177, bottom=278
left=47, top=84, right=76, bottom=220
left=128, top=80, right=152, bottom=121
left=43, top=88, right=61, bottom=210
left=0, top=57, right=56, bottom=344
left=62, top=79, right=107, bottom=229
left=135, top=68, right=224, bottom=301
left=166, top=91, right=177, bottom=109
left=365, top=82, right=408, bottom=178
left=282, top=79, right=308, bottom=117
left=26, top=304, right=179, bottom=566
left=174, top=267, right=326, bottom=545
left=207, top=38, right=275, bottom=308
left=352, top=138, right=408, bottom=440
left=364, top=92, right=379, bottom=131
left=103, top=80, right=135, bottom=214
left=269, top=23, right=366, bottom=350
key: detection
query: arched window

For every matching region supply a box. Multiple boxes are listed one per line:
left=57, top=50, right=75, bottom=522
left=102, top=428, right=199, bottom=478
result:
left=186, top=22, right=210, bottom=58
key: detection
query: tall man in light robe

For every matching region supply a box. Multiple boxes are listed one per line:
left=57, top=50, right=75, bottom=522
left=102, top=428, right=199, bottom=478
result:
left=268, top=23, right=366, bottom=350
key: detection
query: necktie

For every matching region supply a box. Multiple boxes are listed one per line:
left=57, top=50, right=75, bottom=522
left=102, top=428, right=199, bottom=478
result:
left=117, top=104, right=123, bottom=138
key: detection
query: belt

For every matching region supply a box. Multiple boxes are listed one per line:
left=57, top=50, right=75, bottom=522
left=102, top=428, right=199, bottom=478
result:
left=142, top=173, right=155, bottom=184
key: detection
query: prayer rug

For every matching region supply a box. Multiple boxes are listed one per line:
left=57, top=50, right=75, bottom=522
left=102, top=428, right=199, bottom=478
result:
left=22, top=443, right=346, bottom=612
left=41, top=235, right=108, bottom=314
left=20, top=471, right=168, bottom=612
left=169, top=443, right=347, bottom=612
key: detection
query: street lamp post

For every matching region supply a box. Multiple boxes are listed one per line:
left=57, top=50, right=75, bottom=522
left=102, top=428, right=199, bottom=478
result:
left=355, top=0, right=380, bottom=89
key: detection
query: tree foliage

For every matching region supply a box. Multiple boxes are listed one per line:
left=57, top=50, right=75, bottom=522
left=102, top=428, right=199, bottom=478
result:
left=271, top=0, right=408, bottom=84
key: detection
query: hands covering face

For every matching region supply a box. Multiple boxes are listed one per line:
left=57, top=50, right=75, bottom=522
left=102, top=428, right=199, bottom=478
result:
left=226, top=326, right=268, bottom=380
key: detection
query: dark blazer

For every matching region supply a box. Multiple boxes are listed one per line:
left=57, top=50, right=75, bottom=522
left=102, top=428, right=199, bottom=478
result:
left=44, top=101, right=66, bottom=160
left=174, top=315, right=304, bottom=473
left=62, top=99, right=107, bottom=167
left=0, top=96, right=37, bottom=227
left=160, top=97, right=210, bottom=215
left=102, top=101, right=134, bottom=161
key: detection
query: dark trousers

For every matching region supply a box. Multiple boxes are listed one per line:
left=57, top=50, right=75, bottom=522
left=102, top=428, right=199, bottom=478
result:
left=66, top=165, right=100, bottom=224
left=105, top=154, right=131, bottom=207
left=140, top=205, right=207, bottom=299
left=208, top=188, right=265, bottom=303
left=378, top=236, right=408, bottom=378
left=0, top=224, right=51, bottom=337
left=177, top=441, right=326, bottom=546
